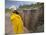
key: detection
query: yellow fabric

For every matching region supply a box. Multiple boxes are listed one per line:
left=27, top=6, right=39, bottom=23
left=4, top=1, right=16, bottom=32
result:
left=10, top=13, right=24, bottom=34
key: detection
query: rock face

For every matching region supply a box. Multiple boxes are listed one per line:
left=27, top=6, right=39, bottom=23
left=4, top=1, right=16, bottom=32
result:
left=18, top=5, right=44, bottom=32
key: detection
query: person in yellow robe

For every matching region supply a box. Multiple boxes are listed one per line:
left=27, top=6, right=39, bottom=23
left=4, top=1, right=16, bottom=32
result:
left=10, top=6, right=24, bottom=34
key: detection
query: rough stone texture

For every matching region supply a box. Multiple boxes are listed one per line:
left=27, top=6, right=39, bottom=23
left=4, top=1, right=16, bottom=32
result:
left=18, top=6, right=44, bottom=32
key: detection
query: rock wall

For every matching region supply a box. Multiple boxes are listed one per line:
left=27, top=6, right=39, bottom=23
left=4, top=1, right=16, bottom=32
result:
left=18, top=6, right=44, bottom=32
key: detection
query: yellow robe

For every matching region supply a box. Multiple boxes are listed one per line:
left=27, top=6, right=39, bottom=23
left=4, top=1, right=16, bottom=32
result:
left=10, top=13, right=24, bottom=34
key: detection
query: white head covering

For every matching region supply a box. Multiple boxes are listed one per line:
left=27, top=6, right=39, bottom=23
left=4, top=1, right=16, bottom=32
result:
left=9, top=5, right=17, bottom=11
